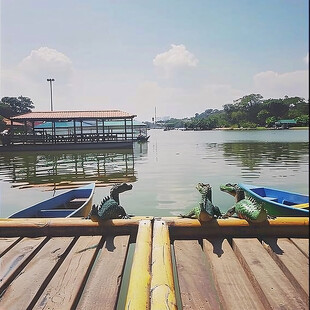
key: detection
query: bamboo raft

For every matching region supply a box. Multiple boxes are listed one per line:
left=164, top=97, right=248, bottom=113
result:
left=0, top=217, right=309, bottom=309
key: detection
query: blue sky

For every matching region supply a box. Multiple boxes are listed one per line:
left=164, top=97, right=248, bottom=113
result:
left=1, top=0, right=309, bottom=121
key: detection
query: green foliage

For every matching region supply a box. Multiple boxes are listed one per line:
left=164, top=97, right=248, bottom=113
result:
left=295, top=115, right=309, bottom=126
left=0, top=115, right=6, bottom=131
left=160, top=95, right=308, bottom=130
left=257, top=109, right=270, bottom=126
left=0, top=96, right=35, bottom=117
left=265, top=116, right=277, bottom=128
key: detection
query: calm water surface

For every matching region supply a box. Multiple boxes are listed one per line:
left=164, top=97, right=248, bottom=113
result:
left=0, top=129, right=308, bottom=217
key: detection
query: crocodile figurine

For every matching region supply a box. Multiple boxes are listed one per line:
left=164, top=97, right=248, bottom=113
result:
left=180, top=183, right=222, bottom=221
left=220, top=183, right=269, bottom=223
left=88, top=183, right=133, bottom=221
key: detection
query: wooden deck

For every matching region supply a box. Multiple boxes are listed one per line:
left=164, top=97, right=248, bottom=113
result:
left=0, top=217, right=309, bottom=309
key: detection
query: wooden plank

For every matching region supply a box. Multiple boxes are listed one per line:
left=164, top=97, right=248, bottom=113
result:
left=290, top=238, right=309, bottom=257
left=0, top=237, right=74, bottom=309
left=232, top=238, right=308, bottom=309
left=0, top=237, right=20, bottom=257
left=203, top=238, right=265, bottom=309
left=125, top=220, right=152, bottom=309
left=262, top=238, right=309, bottom=300
left=76, top=235, right=130, bottom=310
left=0, top=237, right=47, bottom=292
left=174, top=240, right=221, bottom=309
left=150, top=220, right=177, bottom=309
left=33, top=235, right=102, bottom=309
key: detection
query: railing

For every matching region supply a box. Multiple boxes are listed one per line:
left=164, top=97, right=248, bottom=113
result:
left=8, top=132, right=133, bottom=145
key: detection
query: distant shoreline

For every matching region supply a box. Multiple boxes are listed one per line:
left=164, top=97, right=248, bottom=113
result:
left=214, top=126, right=309, bottom=131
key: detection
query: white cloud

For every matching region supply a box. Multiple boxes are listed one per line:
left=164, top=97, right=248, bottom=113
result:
left=1, top=47, right=76, bottom=111
left=18, top=47, right=73, bottom=82
left=253, top=70, right=309, bottom=99
left=153, top=44, right=198, bottom=77
left=303, top=52, right=309, bottom=65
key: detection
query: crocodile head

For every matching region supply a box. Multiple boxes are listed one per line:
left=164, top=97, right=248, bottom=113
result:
left=220, top=183, right=238, bottom=196
left=110, top=183, right=133, bottom=204
left=220, top=183, right=245, bottom=202
left=110, top=183, right=133, bottom=194
left=196, top=183, right=212, bottom=202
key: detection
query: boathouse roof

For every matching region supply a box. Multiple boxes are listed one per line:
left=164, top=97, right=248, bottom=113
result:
left=10, top=110, right=136, bottom=121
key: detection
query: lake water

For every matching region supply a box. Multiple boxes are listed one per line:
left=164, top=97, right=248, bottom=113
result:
left=0, top=129, right=308, bottom=218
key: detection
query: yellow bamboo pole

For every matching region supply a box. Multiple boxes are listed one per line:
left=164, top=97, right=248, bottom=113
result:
left=0, top=217, right=308, bottom=237
left=164, top=217, right=309, bottom=238
left=125, top=220, right=152, bottom=309
left=164, top=217, right=309, bottom=227
left=150, top=220, right=177, bottom=309
left=0, top=217, right=153, bottom=237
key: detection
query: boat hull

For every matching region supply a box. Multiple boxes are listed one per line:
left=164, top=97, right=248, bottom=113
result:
left=239, top=183, right=309, bottom=217
left=9, top=183, right=95, bottom=218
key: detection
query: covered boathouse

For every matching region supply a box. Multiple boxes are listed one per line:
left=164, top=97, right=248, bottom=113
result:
left=1, top=110, right=137, bottom=151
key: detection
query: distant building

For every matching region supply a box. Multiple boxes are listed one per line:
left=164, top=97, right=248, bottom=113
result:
left=2, top=110, right=139, bottom=151
left=274, top=119, right=297, bottom=129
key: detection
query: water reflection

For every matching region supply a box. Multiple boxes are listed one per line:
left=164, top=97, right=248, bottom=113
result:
left=221, top=142, right=309, bottom=178
left=0, top=149, right=136, bottom=187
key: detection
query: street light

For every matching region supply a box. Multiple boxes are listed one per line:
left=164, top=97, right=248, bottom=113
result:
left=47, top=78, right=55, bottom=111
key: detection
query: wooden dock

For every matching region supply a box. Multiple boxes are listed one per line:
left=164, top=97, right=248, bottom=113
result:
left=0, top=217, right=309, bottom=309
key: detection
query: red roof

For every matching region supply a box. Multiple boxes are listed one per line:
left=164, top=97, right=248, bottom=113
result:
left=11, top=110, right=136, bottom=121
left=2, top=118, right=24, bottom=126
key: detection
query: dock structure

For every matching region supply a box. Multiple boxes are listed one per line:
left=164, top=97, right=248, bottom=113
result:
left=0, top=217, right=308, bottom=309
left=1, top=110, right=137, bottom=151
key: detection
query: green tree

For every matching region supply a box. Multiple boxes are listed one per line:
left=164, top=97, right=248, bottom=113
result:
left=265, top=116, right=277, bottom=128
left=257, top=109, right=270, bottom=126
left=0, top=96, right=35, bottom=117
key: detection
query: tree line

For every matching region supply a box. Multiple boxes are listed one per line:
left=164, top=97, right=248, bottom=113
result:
left=1, top=94, right=309, bottom=131
left=156, top=94, right=309, bottom=130
left=0, top=96, right=35, bottom=130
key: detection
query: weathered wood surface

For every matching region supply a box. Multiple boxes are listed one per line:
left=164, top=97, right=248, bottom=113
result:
left=0, top=221, right=309, bottom=309
left=174, top=240, right=221, bottom=309
left=262, top=237, right=309, bottom=301
left=203, top=238, right=265, bottom=309
left=33, top=235, right=102, bottom=309
left=290, top=237, right=309, bottom=257
left=233, top=238, right=308, bottom=309
left=0, top=237, right=20, bottom=256
left=0, top=237, right=75, bottom=309
left=76, top=235, right=130, bottom=310
left=0, top=237, right=47, bottom=293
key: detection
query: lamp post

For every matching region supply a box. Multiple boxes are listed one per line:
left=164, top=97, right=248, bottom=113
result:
left=47, top=78, right=55, bottom=111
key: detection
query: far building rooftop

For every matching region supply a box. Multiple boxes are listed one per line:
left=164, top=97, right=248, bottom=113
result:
left=10, top=110, right=137, bottom=121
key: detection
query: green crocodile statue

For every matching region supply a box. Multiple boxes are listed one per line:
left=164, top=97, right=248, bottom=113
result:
left=180, top=183, right=222, bottom=221
left=220, top=183, right=269, bottom=223
left=88, top=183, right=133, bottom=221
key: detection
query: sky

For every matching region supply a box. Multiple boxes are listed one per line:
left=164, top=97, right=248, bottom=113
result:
left=1, top=0, right=309, bottom=121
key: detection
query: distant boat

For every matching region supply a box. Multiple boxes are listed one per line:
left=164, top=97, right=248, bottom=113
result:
left=9, top=183, right=95, bottom=218
left=238, top=183, right=309, bottom=217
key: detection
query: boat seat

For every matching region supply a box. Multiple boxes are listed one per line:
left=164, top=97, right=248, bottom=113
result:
left=263, top=197, right=278, bottom=202
left=293, top=203, right=309, bottom=209
left=40, top=209, right=77, bottom=217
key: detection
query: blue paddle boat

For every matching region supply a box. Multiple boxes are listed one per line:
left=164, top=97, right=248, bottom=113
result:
left=9, top=183, right=95, bottom=218
left=238, top=183, right=309, bottom=217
